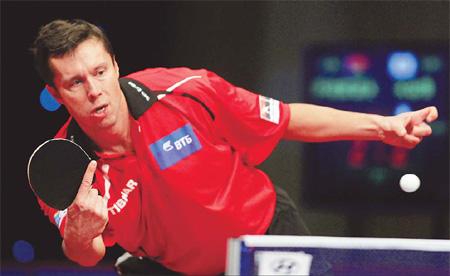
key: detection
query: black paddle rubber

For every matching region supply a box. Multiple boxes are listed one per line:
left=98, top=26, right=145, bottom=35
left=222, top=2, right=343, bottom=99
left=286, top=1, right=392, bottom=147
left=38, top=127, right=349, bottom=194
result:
left=27, top=139, right=91, bottom=210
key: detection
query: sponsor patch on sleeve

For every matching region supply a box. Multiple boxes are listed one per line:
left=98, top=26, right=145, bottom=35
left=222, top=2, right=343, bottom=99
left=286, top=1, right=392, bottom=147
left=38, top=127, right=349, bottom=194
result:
left=259, top=95, right=280, bottom=124
left=54, top=209, right=67, bottom=229
left=149, top=124, right=202, bottom=170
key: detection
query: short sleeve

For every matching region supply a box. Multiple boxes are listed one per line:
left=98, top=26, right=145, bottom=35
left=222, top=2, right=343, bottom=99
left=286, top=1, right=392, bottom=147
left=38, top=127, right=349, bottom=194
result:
left=204, top=70, right=291, bottom=165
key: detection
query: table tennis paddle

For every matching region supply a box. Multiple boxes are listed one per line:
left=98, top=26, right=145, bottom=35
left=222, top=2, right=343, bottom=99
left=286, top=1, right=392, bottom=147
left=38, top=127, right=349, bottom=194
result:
left=27, top=138, right=92, bottom=210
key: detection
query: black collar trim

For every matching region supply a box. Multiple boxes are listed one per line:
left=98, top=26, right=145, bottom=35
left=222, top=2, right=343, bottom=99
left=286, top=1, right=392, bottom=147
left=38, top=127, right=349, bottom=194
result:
left=119, top=77, right=168, bottom=120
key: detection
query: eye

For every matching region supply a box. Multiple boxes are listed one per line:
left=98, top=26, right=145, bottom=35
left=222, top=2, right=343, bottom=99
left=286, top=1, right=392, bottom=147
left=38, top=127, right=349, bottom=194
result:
left=97, top=68, right=106, bottom=76
left=72, top=79, right=83, bottom=87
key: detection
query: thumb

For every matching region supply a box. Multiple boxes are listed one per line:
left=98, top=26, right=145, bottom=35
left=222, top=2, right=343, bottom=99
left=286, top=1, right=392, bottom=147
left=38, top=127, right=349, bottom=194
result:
left=77, top=160, right=97, bottom=197
left=391, top=116, right=407, bottom=137
left=393, top=123, right=407, bottom=137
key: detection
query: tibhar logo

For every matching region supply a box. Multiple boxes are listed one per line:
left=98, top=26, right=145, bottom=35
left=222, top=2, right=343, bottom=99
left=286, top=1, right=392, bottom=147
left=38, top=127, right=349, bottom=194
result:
left=108, top=179, right=139, bottom=215
left=128, top=81, right=150, bottom=102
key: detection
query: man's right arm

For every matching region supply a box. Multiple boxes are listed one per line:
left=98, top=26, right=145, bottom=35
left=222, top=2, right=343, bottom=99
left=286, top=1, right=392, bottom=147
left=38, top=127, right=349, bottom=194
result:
left=61, top=160, right=109, bottom=266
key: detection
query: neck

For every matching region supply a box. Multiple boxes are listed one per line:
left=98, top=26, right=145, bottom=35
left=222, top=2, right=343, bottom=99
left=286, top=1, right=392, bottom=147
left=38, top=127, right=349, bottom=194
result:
left=91, top=121, right=134, bottom=155
left=81, top=106, right=134, bottom=156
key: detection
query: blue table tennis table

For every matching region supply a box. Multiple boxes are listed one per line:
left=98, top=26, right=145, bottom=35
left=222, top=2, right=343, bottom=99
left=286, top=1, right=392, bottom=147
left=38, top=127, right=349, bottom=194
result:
left=226, top=235, right=450, bottom=275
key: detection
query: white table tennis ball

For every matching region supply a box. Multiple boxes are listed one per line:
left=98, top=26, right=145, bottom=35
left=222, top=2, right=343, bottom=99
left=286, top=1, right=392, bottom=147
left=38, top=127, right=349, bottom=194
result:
left=399, top=174, right=421, bottom=193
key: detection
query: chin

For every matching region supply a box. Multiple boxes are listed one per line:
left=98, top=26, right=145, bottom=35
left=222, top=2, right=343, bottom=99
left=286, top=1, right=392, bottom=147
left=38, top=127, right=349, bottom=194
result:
left=97, top=122, right=114, bottom=130
left=99, top=118, right=118, bottom=130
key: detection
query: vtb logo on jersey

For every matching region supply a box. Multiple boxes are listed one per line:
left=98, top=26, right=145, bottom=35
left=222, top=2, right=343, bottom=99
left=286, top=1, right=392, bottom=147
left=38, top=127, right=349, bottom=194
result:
left=162, top=135, right=193, bottom=152
left=162, top=140, right=174, bottom=151
left=150, top=124, right=202, bottom=170
left=259, top=95, right=280, bottom=124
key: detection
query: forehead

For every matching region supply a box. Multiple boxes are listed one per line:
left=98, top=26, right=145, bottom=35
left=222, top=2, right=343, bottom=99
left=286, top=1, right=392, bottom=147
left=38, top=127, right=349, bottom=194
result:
left=49, top=38, right=111, bottom=77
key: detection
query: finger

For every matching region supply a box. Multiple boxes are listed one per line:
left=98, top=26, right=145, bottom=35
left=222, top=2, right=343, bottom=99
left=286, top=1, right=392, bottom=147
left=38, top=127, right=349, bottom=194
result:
left=411, top=123, right=432, bottom=137
left=89, top=188, right=100, bottom=198
left=74, top=188, right=98, bottom=210
left=95, top=196, right=109, bottom=220
left=426, top=106, right=438, bottom=123
left=76, top=160, right=97, bottom=199
left=411, top=107, right=437, bottom=125
left=93, top=194, right=104, bottom=210
left=80, top=188, right=106, bottom=214
left=102, top=196, right=109, bottom=208
left=391, top=120, right=407, bottom=137
left=87, top=188, right=103, bottom=206
left=403, top=134, right=421, bottom=148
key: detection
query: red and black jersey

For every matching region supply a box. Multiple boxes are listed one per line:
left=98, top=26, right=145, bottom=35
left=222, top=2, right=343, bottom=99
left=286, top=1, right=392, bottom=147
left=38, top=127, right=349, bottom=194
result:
left=37, top=67, right=291, bottom=275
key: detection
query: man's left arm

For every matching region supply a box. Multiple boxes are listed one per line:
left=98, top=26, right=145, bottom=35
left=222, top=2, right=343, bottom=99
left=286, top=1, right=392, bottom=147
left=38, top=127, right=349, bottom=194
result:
left=283, top=103, right=438, bottom=149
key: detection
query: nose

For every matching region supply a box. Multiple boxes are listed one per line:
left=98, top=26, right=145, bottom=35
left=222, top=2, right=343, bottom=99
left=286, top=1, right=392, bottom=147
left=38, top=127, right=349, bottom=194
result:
left=86, top=78, right=102, bottom=100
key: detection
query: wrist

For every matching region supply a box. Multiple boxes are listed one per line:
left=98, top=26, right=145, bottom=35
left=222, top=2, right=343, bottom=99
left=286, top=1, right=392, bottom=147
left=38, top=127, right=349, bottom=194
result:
left=63, top=234, right=92, bottom=251
left=370, top=114, right=387, bottom=141
left=62, top=236, right=104, bottom=267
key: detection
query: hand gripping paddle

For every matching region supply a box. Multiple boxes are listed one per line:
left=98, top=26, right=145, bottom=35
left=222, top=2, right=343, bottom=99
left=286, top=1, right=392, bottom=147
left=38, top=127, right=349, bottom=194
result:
left=27, top=138, right=92, bottom=210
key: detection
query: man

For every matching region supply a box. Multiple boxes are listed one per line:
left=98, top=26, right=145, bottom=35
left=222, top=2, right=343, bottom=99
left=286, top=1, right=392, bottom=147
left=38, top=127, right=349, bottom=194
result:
left=30, top=19, right=437, bottom=275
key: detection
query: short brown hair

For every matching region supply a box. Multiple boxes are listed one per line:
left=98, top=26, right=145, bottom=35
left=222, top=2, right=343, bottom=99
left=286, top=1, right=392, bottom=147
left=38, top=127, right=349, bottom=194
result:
left=31, top=19, right=114, bottom=86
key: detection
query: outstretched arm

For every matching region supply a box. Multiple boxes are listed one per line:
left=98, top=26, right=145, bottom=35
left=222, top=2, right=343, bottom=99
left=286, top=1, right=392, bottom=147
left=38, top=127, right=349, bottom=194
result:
left=284, top=103, right=438, bottom=149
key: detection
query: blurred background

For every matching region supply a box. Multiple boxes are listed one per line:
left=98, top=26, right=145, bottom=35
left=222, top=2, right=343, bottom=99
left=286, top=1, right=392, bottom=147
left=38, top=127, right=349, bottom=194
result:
left=1, top=1, right=449, bottom=274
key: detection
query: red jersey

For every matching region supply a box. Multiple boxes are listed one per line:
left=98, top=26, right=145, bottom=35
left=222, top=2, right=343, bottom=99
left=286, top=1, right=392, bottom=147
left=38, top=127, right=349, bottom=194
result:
left=37, top=67, right=291, bottom=275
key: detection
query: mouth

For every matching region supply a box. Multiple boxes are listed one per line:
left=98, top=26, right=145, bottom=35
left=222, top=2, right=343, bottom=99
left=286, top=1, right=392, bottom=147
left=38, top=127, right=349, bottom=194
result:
left=92, top=104, right=108, bottom=116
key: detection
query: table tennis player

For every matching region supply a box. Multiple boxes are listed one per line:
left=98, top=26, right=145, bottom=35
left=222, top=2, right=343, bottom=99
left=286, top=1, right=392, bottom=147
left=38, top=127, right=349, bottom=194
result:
left=29, top=19, right=438, bottom=275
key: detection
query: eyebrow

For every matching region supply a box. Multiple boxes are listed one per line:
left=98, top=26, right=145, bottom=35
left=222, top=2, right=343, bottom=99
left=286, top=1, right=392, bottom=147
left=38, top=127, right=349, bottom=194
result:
left=92, top=63, right=108, bottom=72
left=62, top=62, right=108, bottom=83
left=62, top=75, right=83, bottom=85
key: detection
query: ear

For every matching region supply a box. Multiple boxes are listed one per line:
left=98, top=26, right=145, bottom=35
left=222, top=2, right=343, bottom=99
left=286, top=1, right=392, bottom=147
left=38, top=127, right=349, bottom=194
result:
left=46, top=85, right=62, bottom=103
left=113, top=56, right=120, bottom=76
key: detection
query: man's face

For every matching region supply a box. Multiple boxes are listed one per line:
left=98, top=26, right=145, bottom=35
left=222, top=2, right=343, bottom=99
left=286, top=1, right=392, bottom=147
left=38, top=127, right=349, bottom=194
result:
left=49, top=38, right=124, bottom=132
